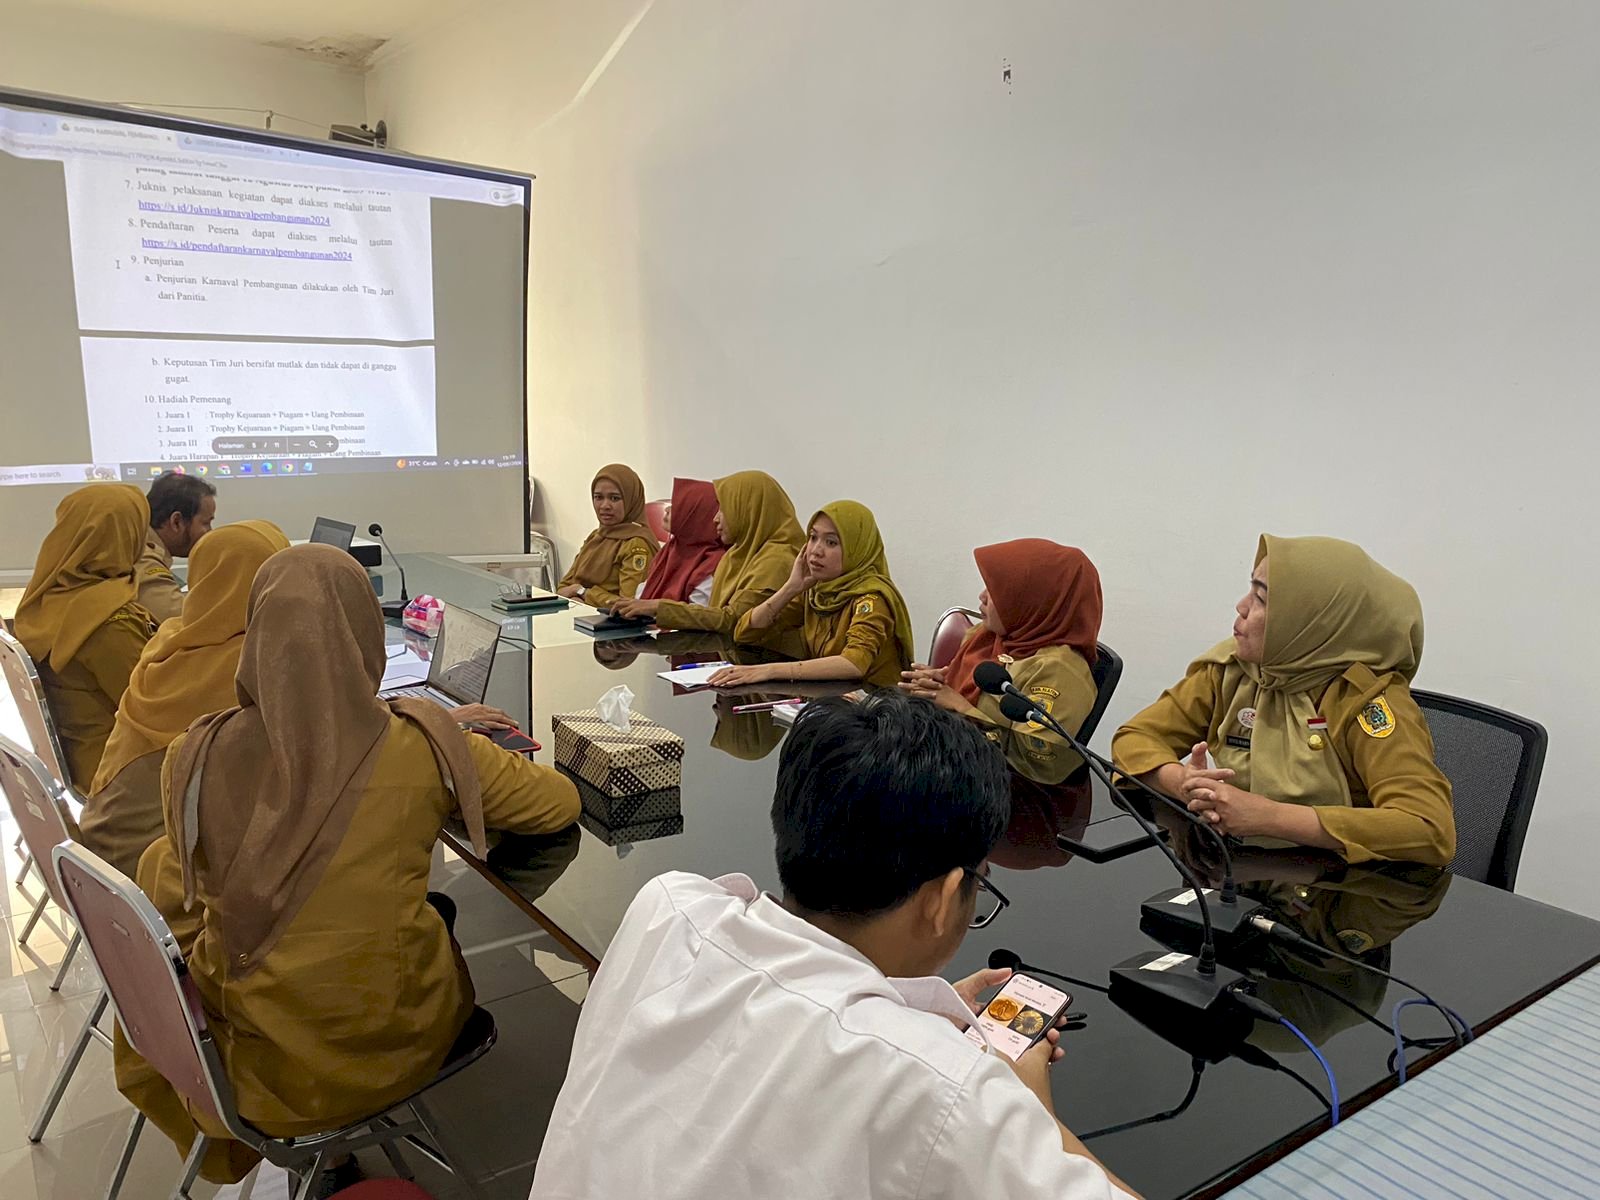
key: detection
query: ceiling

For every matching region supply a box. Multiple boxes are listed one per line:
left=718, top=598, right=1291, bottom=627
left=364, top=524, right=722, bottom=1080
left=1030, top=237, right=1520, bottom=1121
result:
left=12, top=0, right=456, bottom=68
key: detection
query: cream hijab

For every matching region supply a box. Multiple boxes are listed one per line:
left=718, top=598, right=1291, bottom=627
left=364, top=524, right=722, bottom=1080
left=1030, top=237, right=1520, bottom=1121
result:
left=1200, top=535, right=1423, bottom=809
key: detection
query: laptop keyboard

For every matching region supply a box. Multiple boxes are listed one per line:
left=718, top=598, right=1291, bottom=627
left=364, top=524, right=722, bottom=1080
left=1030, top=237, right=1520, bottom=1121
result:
left=385, top=686, right=444, bottom=704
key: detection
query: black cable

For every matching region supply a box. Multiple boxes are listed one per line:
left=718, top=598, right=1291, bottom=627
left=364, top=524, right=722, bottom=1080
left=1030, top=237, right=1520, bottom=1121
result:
left=1260, top=946, right=1455, bottom=1052
left=1080, top=1059, right=1205, bottom=1140
left=1251, top=916, right=1469, bottom=1046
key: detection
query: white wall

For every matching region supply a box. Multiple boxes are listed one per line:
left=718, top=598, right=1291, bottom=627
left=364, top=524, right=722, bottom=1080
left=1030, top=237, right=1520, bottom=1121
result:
left=0, top=4, right=365, bottom=135
left=368, top=1, right=1600, bottom=917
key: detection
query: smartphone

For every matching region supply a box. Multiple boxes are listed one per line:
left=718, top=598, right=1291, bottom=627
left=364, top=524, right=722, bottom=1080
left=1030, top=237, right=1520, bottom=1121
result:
left=485, top=727, right=540, bottom=755
left=965, top=973, right=1073, bottom=1061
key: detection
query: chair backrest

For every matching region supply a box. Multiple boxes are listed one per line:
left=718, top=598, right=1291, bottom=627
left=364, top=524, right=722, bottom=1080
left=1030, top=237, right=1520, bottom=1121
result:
left=52, top=841, right=238, bottom=1132
left=644, top=499, right=671, bottom=544
left=1076, top=642, right=1124, bottom=746
left=0, top=626, right=69, bottom=786
left=1412, top=689, right=1547, bottom=892
left=0, top=735, right=77, bottom=910
left=928, top=607, right=980, bottom=669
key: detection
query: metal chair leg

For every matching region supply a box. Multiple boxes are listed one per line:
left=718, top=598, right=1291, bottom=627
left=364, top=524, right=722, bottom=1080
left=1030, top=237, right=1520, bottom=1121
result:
left=30, top=988, right=109, bottom=1142
left=17, top=850, right=33, bottom=887
left=104, top=1110, right=145, bottom=1200
left=18, top=889, right=48, bottom=943
left=290, top=1149, right=330, bottom=1200
left=378, top=1128, right=415, bottom=1181
left=172, top=1134, right=208, bottom=1200
left=411, top=1095, right=487, bottom=1200
left=49, top=929, right=81, bottom=992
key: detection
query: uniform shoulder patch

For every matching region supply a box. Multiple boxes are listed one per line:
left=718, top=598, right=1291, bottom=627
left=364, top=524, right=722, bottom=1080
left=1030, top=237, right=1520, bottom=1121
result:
left=1028, top=685, right=1061, bottom=704
left=853, top=597, right=875, bottom=618
left=1357, top=695, right=1397, bottom=739
left=1337, top=929, right=1376, bottom=955
left=628, top=553, right=649, bottom=572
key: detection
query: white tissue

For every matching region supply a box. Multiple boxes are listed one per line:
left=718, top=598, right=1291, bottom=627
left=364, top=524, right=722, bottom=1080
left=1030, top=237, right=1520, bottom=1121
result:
left=597, top=684, right=635, bottom=732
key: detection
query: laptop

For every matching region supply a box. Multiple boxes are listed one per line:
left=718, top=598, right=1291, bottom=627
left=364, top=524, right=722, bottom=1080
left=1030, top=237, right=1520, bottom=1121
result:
left=309, top=516, right=357, bottom=552
left=378, top=604, right=500, bottom=710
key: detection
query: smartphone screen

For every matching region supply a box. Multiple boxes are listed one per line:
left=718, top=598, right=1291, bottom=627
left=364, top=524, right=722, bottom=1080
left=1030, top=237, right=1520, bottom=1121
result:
left=964, top=973, right=1072, bottom=1061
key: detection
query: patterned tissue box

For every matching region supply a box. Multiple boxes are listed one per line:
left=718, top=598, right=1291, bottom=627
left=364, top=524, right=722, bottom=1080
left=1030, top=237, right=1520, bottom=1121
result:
left=552, top=709, right=685, bottom=806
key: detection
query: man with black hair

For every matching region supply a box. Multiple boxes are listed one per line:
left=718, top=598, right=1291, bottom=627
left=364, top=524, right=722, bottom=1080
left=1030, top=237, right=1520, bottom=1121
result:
left=137, top=471, right=217, bottom=620
left=531, top=692, right=1137, bottom=1198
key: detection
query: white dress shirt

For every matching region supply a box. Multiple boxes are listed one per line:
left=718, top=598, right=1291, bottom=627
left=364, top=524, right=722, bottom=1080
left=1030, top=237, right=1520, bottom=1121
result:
left=529, top=872, right=1116, bottom=1200
left=688, top=573, right=714, bottom=607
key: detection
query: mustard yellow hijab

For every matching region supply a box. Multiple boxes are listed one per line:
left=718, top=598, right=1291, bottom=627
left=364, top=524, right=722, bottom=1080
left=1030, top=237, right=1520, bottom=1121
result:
left=16, top=484, right=149, bottom=671
left=709, top=471, right=806, bottom=607
left=91, top=521, right=290, bottom=793
left=807, top=500, right=916, bottom=669
left=1200, top=534, right=1423, bottom=809
left=568, top=464, right=660, bottom=587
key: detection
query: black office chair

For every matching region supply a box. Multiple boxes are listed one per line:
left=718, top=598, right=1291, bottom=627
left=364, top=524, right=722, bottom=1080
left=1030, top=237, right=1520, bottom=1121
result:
left=1412, top=689, right=1547, bottom=892
left=1076, top=642, right=1124, bottom=746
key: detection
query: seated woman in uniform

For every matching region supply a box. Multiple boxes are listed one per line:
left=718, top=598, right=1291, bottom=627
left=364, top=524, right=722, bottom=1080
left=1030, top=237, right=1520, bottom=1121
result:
left=82, top=521, right=290, bottom=878
left=14, top=484, right=156, bottom=789
left=616, top=478, right=726, bottom=610
left=900, top=539, right=1103, bottom=785
left=555, top=464, right=660, bottom=607
left=709, top=500, right=914, bottom=689
left=1111, top=534, right=1455, bottom=866
left=115, top=544, right=581, bottom=1187
left=613, top=470, right=806, bottom=635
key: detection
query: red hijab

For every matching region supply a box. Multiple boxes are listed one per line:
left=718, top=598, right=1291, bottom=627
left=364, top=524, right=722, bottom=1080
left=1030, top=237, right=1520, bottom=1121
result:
left=639, top=478, right=727, bottom=602
left=944, top=539, right=1103, bottom=703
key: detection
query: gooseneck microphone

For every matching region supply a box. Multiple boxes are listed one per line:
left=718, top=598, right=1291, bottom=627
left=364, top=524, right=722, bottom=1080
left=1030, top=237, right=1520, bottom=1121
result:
left=367, top=522, right=409, bottom=619
left=972, top=661, right=1238, bottom=901
left=980, top=663, right=1245, bottom=1021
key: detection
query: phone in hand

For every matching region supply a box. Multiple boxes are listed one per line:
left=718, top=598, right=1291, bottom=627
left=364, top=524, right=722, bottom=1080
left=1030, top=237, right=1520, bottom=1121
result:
left=964, top=973, right=1073, bottom=1061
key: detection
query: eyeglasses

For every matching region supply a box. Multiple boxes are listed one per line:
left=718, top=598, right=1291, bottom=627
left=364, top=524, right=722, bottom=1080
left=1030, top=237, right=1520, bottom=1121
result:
left=964, top=867, right=1011, bottom=930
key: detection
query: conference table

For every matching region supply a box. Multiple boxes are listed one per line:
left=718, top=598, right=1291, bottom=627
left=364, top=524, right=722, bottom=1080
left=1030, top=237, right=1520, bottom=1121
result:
left=383, top=554, right=1600, bottom=1200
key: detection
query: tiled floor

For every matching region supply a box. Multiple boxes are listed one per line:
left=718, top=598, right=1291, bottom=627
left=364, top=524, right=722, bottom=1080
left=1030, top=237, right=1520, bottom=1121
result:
left=0, top=808, right=587, bottom=1200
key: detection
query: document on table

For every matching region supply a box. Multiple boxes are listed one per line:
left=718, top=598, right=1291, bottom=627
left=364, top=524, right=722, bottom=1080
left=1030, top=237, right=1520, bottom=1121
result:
left=656, top=662, right=733, bottom=690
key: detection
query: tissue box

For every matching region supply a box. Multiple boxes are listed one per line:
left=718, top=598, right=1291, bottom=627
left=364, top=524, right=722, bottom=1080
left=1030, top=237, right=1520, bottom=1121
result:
left=552, top=709, right=685, bottom=801
left=557, top=764, right=683, bottom=829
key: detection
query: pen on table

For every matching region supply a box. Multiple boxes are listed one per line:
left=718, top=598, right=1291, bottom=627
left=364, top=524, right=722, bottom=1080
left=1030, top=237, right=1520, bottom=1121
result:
left=731, top=698, right=804, bottom=714
left=670, top=660, right=731, bottom=671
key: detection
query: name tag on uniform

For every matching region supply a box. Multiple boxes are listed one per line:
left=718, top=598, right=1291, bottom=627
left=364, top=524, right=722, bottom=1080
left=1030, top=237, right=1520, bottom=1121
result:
left=1225, top=734, right=1252, bottom=750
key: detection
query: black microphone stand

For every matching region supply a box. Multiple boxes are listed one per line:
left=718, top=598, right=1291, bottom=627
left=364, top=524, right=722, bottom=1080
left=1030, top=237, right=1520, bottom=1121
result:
left=368, top=522, right=409, bottom=619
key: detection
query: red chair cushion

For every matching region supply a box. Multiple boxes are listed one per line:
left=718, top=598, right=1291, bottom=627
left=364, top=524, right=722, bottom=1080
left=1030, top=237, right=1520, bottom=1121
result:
left=328, top=1181, right=438, bottom=1200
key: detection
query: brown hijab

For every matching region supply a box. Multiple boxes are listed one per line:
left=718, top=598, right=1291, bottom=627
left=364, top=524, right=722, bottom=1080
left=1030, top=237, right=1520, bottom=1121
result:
left=16, top=483, right=149, bottom=670
left=568, top=464, right=659, bottom=587
left=166, top=543, right=488, bottom=974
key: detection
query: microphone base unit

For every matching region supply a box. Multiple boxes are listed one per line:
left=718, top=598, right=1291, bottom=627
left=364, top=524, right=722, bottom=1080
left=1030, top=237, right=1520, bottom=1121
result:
left=1139, top=888, right=1268, bottom=958
left=379, top=601, right=409, bottom=620
left=1109, top=949, right=1244, bottom=1021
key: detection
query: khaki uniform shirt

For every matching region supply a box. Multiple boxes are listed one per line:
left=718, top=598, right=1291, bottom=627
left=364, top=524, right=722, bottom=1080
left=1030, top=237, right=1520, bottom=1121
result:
left=964, top=644, right=1098, bottom=785
left=735, top=591, right=903, bottom=688
left=1112, top=662, right=1455, bottom=866
left=115, top=715, right=580, bottom=1182
left=135, top=529, right=184, bottom=623
left=37, top=602, right=155, bottom=790
left=559, top=536, right=655, bottom=609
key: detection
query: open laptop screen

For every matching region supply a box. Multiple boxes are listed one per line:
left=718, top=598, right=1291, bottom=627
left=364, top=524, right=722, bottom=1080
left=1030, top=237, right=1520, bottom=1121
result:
left=432, top=605, right=500, bottom=705
left=309, top=517, right=357, bottom=551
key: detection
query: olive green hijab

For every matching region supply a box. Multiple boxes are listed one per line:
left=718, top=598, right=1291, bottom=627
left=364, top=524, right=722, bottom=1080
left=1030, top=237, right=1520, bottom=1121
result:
left=1200, top=534, right=1423, bottom=810
left=807, top=500, right=916, bottom=670
left=708, top=471, right=806, bottom=607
